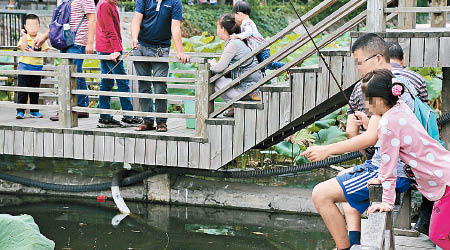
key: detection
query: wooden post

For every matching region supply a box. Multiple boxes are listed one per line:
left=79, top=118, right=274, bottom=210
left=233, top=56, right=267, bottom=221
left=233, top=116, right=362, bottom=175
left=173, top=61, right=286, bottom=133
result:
left=431, top=0, right=447, bottom=28
left=393, top=188, right=419, bottom=236
left=367, top=0, right=386, bottom=32
left=398, top=0, right=416, bottom=29
left=369, top=184, right=383, bottom=203
left=395, top=189, right=411, bottom=229
left=442, top=68, right=450, bottom=149
left=58, top=59, right=78, bottom=128
left=195, top=61, right=213, bottom=138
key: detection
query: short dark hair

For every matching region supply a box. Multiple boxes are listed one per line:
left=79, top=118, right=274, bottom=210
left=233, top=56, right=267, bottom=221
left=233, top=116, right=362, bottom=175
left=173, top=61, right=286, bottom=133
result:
left=218, top=14, right=240, bottom=35
left=351, top=33, right=390, bottom=62
left=232, top=1, right=251, bottom=16
left=387, top=42, right=404, bottom=61
left=365, top=69, right=403, bottom=107
left=24, top=14, right=40, bottom=24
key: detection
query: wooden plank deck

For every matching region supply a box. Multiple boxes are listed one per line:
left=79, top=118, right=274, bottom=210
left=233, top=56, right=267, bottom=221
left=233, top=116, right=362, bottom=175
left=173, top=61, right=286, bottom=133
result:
left=359, top=220, right=436, bottom=250
left=0, top=102, right=196, bottom=139
left=395, top=234, right=436, bottom=250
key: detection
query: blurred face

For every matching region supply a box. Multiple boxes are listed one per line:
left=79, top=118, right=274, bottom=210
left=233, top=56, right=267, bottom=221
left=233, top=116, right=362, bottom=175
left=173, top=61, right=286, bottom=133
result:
left=233, top=12, right=244, bottom=24
left=365, top=97, right=389, bottom=116
left=24, top=18, right=40, bottom=36
left=216, top=21, right=228, bottom=41
left=353, top=49, right=383, bottom=78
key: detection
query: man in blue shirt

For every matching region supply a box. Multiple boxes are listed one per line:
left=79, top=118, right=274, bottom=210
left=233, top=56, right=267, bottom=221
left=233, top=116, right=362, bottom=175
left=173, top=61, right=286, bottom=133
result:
left=131, top=0, right=190, bottom=132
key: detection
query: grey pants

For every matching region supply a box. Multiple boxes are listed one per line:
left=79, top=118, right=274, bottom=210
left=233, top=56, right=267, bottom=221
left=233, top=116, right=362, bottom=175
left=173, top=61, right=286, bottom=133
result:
left=133, top=45, right=170, bottom=124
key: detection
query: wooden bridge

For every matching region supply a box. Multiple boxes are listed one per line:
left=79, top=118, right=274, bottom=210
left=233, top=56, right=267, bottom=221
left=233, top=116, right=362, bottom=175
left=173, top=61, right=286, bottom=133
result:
left=0, top=0, right=449, bottom=171
left=0, top=0, right=449, bottom=249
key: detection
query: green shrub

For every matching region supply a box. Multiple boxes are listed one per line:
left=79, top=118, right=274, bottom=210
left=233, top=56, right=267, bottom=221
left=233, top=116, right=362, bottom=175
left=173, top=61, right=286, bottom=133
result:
left=117, top=1, right=361, bottom=38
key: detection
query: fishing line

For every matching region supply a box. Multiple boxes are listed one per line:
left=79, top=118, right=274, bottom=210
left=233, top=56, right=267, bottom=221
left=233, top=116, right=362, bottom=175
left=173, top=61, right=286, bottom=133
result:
left=288, top=0, right=359, bottom=116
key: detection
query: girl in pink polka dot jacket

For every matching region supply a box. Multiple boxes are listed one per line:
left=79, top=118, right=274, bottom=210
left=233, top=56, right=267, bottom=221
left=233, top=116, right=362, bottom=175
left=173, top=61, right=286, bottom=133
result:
left=364, top=69, right=450, bottom=250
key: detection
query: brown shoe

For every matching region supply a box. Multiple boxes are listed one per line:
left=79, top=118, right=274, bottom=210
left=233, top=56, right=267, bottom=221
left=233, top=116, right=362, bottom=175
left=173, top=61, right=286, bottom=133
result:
left=135, top=122, right=156, bottom=131
left=77, top=112, right=89, bottom=118
left=156, top=122, right=168, bottom=132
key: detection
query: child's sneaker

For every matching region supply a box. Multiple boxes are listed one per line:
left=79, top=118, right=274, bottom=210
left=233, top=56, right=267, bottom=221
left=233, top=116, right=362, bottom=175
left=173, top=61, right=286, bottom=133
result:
left=29, top=112, right=44, bottom=118
left=16, top=112, right=24, bottom=119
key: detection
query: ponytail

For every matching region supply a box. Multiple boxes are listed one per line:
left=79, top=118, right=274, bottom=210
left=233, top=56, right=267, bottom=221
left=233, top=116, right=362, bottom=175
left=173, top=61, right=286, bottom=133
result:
left=218, top=14, right=240, bottom=35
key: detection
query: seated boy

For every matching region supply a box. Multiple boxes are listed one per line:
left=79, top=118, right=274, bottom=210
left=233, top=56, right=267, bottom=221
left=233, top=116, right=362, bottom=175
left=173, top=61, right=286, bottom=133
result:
left=301, top=33, right=418, bottom=250
left=16, top=14, right=49, bottom=119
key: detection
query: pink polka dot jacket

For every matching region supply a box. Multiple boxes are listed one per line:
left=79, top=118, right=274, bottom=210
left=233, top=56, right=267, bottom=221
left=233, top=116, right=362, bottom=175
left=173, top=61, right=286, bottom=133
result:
left=378, top=101, right=450, bottom=209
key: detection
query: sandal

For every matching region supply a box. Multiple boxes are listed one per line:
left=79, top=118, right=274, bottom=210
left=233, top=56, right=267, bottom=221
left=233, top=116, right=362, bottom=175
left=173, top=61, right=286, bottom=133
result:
left=135, top=122, right=156, bottom=131
left=156, top=122, right=168, bottom=132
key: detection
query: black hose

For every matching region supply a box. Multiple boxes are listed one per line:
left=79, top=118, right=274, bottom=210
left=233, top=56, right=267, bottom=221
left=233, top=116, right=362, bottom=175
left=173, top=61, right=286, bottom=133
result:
left=438, top=112, right=450, bottom=126
left=2, top=111, right=450, bottom=192
left=0, top=151, right=362, bottom=192
left=0, top=172, right=112, bottom=192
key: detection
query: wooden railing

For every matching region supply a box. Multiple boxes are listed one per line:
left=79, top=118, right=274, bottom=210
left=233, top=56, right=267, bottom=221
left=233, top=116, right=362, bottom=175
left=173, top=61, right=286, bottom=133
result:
left=351, top=184, right=417, bottom=250
left=206, top=0, right=447, bottom=118
left=208, top=0, right=370, bottom=118
left=367, top=0, right=448, bottom=31
left=351, top=185, right=395, bottom=250
left=0, top=51, right=215, bottom=137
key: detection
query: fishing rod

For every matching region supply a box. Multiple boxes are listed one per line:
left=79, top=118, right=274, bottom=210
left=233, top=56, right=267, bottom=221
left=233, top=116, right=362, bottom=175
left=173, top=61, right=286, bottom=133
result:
left=288, top=0, right=359, bottom=117
left=106, top=48, right=134, bottom=75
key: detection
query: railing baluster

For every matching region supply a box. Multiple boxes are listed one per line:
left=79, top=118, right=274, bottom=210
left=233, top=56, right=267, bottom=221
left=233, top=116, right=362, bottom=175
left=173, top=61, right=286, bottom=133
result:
left=367, top=0, right=387, bottom=32
left=195, top=61, right=213, bottom=138
left=58, top=59, right=78, bottom=128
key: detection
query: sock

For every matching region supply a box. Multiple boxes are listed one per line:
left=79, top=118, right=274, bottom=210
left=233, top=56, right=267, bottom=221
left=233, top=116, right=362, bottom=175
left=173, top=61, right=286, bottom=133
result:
left=349, top=231, right=361, bottom=246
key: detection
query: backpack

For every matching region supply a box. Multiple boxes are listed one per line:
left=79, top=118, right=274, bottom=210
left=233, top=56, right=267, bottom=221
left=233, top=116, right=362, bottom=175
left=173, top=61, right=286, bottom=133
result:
left=400, top=77, right=444, bottom=147
left=49, top=0, right=85, bottom=50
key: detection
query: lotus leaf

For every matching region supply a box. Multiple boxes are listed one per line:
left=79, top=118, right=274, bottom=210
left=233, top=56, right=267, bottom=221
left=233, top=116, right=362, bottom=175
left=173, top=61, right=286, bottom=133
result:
left=0, top=214, right=55, bottom=250
left=314, top=126, right=347, bottom=145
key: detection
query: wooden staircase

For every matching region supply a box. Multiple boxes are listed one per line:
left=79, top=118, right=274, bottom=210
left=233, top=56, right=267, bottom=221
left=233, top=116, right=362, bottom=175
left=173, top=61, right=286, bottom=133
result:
left=203, top=30, right=450, bottom=169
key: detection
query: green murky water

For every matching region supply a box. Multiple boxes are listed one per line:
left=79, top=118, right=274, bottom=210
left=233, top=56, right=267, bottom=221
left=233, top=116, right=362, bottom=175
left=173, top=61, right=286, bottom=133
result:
left=0, top=155, right=338, bottom=249
left=0, top=195, right=335, bottom=250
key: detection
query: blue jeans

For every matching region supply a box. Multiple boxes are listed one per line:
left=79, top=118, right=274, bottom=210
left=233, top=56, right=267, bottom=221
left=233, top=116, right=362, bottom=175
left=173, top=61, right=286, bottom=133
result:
left=62, top=44, right=89, bottom=107
left=257, top=49, right=285, bottom=70
left=98, top=52, right=133, bottom=119
left=133, top=45, right=169, bottom=124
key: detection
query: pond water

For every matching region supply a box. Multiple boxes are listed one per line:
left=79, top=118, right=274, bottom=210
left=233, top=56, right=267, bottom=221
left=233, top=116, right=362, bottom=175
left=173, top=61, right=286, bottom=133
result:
left=0, top=155, right=339, bottom=249
left=0, top=195, right=335, bottom=250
